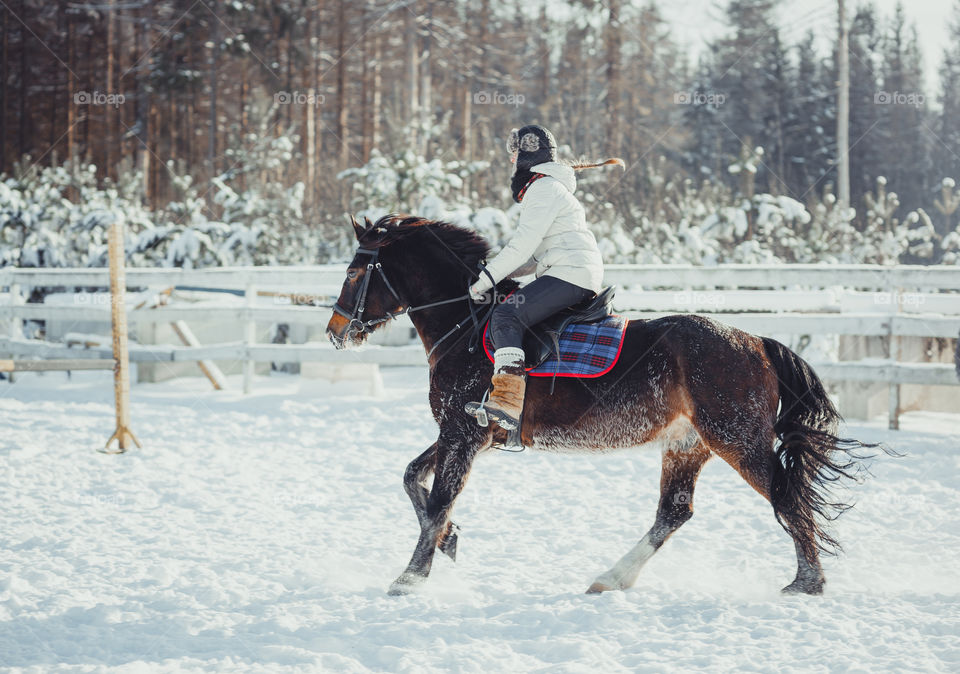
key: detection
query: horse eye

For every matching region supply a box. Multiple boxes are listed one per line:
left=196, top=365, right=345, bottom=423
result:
left=347, top=269, right=359, bottom=279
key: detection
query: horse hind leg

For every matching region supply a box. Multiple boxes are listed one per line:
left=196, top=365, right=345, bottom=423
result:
left=782, top=540, right=824, bottom=595
left=710, top=433, right=826, bottom=595
left=587, top=428, right=711, bottom=594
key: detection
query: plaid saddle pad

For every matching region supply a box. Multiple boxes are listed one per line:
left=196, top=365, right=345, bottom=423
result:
left=483, top=315, right=629, bottom=378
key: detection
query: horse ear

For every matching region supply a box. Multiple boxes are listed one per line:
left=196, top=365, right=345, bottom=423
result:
left=364, top=216, right=373, bottom=229
left=349, top=214, right=364, bottom=240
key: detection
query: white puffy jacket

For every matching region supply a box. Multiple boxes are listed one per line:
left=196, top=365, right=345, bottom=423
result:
left=472, top=162, right=604, bottom=294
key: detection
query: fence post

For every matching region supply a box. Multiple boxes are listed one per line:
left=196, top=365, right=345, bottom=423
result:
left=243, top=283, right=257, bottom=394
left=887, top=286, right=901, bottom=430
left=104, top=217, right=141, bottom=453
left=7, top=282, right=22, bottom=384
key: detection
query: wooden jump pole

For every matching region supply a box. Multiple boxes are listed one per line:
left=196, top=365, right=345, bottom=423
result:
left=103, top=217, right=142, bottom=454
left=0, top=359, right=115, bottom=372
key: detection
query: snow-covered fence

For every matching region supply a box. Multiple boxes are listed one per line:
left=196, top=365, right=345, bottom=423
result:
left=0, top=266, right=425, bottom=397
left=1, top=264, right=958, bottom=426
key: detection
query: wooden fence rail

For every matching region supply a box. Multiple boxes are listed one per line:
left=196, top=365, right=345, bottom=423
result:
left=2, top=263, right=959, bottom=428
left=3, top=263, right=960, bottom=290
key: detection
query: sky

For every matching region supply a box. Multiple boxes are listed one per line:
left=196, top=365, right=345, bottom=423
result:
left=659, top=0, right=954, bottom=93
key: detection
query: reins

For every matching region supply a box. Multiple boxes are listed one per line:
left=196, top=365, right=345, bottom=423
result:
left=333, top=247, right=497, bottom=361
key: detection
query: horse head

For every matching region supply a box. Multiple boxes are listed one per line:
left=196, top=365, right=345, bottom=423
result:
left=326, top=215, right=409, bottom=349
left=326, top=213, right=492, bottom=349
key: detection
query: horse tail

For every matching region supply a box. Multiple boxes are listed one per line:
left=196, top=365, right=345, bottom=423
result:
left=760, top=337, right=878, bottom=559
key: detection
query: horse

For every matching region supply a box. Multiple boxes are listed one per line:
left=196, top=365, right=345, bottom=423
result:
left=326, top=213, right=878, bottom=597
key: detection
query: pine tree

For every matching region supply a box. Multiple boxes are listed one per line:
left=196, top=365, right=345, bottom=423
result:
left=934, top=0, right=960, bottom=234
left=711, top=0, right=783, bottom=196
left=759, top=28, right=793, bottom=195
left=847, top=3, right=884, bottom=212
left=876, top=4, right=931, bottom=214
left=682, top=55, right=726, bottom=181
left=784, top=31, right=835, bottom=202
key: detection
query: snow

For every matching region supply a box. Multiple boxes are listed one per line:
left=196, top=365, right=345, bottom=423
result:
left=1, top=368, right=959, bottom=672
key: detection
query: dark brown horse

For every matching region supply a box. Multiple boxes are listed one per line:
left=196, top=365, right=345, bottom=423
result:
left=326, top=214, right=876, bottom=596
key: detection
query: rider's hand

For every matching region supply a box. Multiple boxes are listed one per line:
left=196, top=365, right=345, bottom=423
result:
left=469, top=283, right=486, bottom=301
left=470, top=267, right=494, bottom=301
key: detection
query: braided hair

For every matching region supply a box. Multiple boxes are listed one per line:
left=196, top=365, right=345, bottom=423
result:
left=508, top=124, right=625, bottom=202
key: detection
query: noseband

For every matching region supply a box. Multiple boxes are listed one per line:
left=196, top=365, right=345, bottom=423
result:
left=332, top=246, right=497, bottom=359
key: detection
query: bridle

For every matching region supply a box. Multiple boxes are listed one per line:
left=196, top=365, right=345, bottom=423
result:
left=332, top=247, right=407, bottom=336
left=332, top=246, right=496, bottom=358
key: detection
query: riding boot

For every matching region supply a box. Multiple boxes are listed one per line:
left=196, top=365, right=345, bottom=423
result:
left=466, top=347, right=526, bottom=430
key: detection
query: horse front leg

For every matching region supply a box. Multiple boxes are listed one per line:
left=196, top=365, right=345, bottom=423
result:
left=389, top=433, right=484, bottom=595
left=402, top=442, right=460, bottom=561
left=403, top=443, right=436, bottom=527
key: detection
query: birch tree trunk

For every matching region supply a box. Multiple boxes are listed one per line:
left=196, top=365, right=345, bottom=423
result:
left=304, top=0, right=315, bottom=203
left=419, top=1, right=433, bottom=156
left=208, top=0, right=219, bottom=176
left=105, top=0, right=116, bottom=178
left=336, top=0, right=349, bottom=168
left=405, top=5, right=418, bottom=144
left=604, top=0, right=622, bottom=152
left=0, top=4, right=6, bottom=172
left=135, top=1, right=150, bottom=202
left=18, top=0, right=27, bottom=160
left=371, top=31, right=382, bottom=156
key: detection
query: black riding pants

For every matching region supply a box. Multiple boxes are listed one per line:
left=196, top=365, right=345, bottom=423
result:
left=489, top=275, right=594, bottom=351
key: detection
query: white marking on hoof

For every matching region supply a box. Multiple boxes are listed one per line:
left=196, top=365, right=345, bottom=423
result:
left=589, top=536, right=657, bottom=594
left=586, top=574, right=621, bottom=594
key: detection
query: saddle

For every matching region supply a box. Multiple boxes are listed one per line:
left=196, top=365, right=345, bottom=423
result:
left=522, top=286, right=616, bottom=369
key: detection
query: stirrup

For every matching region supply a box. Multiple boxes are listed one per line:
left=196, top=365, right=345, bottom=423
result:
left=464, top=389, right=491, bottom=427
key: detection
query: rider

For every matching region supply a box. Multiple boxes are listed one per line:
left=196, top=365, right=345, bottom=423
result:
left=466, top=124, right=624, bottom=430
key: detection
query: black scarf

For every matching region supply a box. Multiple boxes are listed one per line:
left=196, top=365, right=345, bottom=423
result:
left=511, top=168, right=535, bottom=203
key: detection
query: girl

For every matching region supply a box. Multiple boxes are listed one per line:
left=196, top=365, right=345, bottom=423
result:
left=466, top=124, right=624, bottom=430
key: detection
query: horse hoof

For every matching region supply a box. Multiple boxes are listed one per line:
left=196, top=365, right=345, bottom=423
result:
left=586, top=581, right=614, bottom=594
left=388, top=574, right=425, bottom=596
left=438, top=528, right=459, bottom=562
left=781, top=579, right=825, bottom=595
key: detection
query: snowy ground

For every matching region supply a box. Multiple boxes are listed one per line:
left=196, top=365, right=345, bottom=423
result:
left=1, top=367, right=958, bottom=673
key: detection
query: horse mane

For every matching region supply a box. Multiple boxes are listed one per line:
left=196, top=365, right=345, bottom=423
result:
left=359, top=213, right=492, bottom=275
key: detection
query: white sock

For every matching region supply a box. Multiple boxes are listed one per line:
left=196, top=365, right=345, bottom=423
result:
left=493, top=347, right=525, bottom=373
